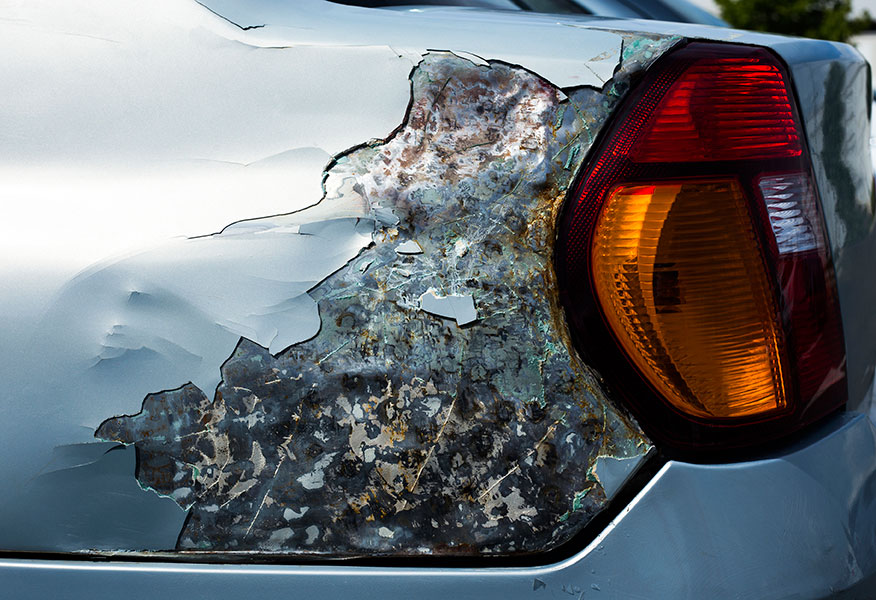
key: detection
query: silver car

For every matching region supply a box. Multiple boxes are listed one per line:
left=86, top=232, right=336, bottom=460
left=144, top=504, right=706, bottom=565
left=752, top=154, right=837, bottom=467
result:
left=1, top=0, right=874, bottom=598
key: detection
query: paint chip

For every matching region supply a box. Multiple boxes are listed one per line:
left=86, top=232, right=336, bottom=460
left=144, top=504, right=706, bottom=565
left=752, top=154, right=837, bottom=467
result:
left=449, top=50, right=489, bottom=67
left=418, top=290, right=477, bottom=326
left=395, top=240, right=423, bottom=254
left=592, top=454, right=644, bottom=499
left=283, top=506, right=309, bottom=520
left=305, top=525, right=319, bottom=544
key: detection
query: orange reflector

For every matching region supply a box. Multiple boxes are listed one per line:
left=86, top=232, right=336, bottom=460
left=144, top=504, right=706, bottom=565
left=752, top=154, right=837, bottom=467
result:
left=591, top=180, right=787, bottom=419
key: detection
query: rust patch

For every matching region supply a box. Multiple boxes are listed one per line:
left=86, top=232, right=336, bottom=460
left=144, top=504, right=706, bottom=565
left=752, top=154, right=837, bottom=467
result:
left=97, top=38, right=676, bottom=556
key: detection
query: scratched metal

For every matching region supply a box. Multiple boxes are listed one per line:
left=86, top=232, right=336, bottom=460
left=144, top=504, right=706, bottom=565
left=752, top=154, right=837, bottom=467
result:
left=97, top=36, right=678, bottom=556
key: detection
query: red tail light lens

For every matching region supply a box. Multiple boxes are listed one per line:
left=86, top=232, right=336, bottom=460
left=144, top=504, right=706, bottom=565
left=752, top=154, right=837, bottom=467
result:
left=556, top=42, right=847, bottom=455
left=630, top=55, right=803, bottom=162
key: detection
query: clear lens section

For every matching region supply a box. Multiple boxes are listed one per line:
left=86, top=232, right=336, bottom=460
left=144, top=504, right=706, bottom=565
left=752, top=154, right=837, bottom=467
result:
left=759, top=173, right=818, bottom=254
left=591, top=180, right=787, bottom=419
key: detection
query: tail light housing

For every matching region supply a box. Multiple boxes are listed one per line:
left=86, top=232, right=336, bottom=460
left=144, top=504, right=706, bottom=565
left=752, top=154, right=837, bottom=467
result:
left=556, top=42, right=847, bottom=456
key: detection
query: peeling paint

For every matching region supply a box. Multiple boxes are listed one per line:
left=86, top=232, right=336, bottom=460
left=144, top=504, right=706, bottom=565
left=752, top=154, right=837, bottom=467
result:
left=0, top=443, right=185, bottom=551
left=198, top=0, right=625, bottom=89
left=96, top=37, right=676, bottom=556
left=395, top=240, right=424, bottom=255
left=419, top=290, right=478, bottom=326
left=591, top=455, right=643, bottom=499
left=449, top=50, right=489, bottom=67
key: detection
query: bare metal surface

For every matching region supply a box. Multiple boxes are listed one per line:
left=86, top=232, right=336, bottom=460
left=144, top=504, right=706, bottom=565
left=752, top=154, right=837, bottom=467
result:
left=96, top=40, right=677, bottom=555
left=5, top=413, right=876, bottom=599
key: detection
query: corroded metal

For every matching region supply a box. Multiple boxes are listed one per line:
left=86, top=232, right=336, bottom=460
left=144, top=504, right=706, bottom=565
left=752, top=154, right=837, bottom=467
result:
left=97, top=37, right=677, bottom=556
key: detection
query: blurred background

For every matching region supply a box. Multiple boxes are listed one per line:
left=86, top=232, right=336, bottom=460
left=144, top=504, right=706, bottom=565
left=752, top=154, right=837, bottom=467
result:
left=690, top=0, right=876, bottom=65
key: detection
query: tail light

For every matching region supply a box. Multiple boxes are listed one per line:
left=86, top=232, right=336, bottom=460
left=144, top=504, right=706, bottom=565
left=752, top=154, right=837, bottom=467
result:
left=556, top=42, right=847, bottom=455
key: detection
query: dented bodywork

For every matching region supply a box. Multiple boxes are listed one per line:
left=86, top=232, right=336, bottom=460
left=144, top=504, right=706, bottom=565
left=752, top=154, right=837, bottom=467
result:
left=0, top=0, right=768, bottom=559
left=0, top=0, right=683, bottom=554
left=94, top=41, right=679, bottom=555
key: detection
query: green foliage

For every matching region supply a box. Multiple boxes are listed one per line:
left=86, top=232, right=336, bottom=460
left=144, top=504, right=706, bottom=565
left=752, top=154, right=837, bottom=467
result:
left=715, top=0, right=872, bottom=43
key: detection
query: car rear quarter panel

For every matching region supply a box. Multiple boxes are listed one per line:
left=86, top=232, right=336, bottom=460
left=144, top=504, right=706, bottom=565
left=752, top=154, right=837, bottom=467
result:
left=1, top=1, right=875, bottom=597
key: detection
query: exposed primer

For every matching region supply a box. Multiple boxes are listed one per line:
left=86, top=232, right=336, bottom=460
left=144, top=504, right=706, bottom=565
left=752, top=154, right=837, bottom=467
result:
left=97, top=36, right=676, bottom=556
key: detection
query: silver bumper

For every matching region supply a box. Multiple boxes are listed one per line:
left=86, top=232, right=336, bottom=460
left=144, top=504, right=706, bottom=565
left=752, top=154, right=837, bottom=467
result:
left=2, top=412, right=874, bottom=599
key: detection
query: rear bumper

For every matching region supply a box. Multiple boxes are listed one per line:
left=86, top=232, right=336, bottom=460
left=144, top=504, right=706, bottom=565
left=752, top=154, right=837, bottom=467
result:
left=2, top=412, right=875, bottom=599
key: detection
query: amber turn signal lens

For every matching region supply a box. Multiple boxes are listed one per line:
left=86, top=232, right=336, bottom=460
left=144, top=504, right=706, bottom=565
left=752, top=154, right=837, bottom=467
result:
left=556, top=41, right=848, bottom=454
left=591, top=180, right=787, bottom=419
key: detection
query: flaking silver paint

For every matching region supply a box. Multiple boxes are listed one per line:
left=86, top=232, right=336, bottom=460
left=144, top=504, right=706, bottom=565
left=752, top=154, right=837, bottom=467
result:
left=96, top=37, right=678, bottom=556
